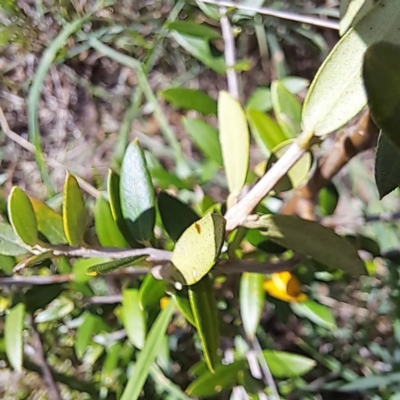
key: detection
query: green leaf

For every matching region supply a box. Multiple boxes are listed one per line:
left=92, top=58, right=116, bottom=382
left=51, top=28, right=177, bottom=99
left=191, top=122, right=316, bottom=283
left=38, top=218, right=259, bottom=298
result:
left=186, top=359, right=247, bottom=397
left=173, top=288, right=196, bottom=326
left=94, top=196, right=128, bottom=248
left=120, top=141, right=156, bottom=244
left=73, top=257, right=106, bottom=283
left=218, top=91, right=250, bottom=197
left=374, top=132, right=400, bottom=199
left=86, top=256, right=142, bottom=276
left=196, top=1, right=220, bottom=20
left=318, top=183, right=339, bottom=216
left=263, top=350, right=316, bottom=378
left=8, top=187, right=39, bottom=246
left=170, top=31, right=225, bottom=74
left=120, top=298, right=175, bottom=400
left=160, top=88, right=217, bottom=115
left=271, top=80, right=302, bottom=138
left=35, top=297, right=74, bottom=323
left=30, top=198, right=67, bottom=244
left=280, top=76, right=310, bottom=94
left=108, top=169, right=136, bottom=245
left=246, top=88, right=273, bottom=113
left=339, top=372, right=400, bottom=392
left=363, top=42, right=400, bottom=148
left=182, top=118, right=223, bottom=165
left=171, top=213, right=225, bottom=285
left=247, top=108, right=287, bottom=156
left=265, top=140, right=312, bottom=194
left=122, top=288, right=146, bottom=349
left=139, top=274, right=166, bottom=309
left=340, top=0, right=375, bottom=35
left=166, top=21, right=220, bottom=40
left=240, top=272, right=265, bottom=339
left=302, top=1, right=400, bottom=138
left=0, top=222, right=29, bottom=256
left=158, top=191, right=200, bottom=243
left=0, top=254, right=15, bottom=274
left=188, top=275, right=219, bottom=373
left=5, top=303, right=25, bottom=371
left=291, top=300, right=336, bottom=330
left=63, top=173, right=86, bottom=246
left=245, top=215, right=365, bottom=275
left=75, top=312, right=104, bottom=359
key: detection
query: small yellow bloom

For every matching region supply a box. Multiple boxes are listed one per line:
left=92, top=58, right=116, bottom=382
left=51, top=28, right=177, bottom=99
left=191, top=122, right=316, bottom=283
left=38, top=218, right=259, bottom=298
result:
left=160, top=296, right=170, bottom=310
left=263, top=271, right=307, bottom=303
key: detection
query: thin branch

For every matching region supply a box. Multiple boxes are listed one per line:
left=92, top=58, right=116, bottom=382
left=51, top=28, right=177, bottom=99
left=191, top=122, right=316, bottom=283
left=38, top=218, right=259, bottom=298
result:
left=225, top=140, right=307, bottom=231
left=29, top=316, right=61, bottom=400
left=219, top=6, right=239, bottom=99
left=196, top=0, right=340, bottom=30
left=0, top=106, right=99, bottom=198
left=0, top=257, right=301, bottom=286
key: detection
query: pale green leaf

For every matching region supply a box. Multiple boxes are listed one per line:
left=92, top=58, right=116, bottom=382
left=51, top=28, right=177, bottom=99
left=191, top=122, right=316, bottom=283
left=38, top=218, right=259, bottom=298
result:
left=5, top=303, right=25, bottom=371
left=122, top=288, right=146, bottom=349
left=291, top=300, right=336, bottom=330
left=0, top=222, right=29, bottom=256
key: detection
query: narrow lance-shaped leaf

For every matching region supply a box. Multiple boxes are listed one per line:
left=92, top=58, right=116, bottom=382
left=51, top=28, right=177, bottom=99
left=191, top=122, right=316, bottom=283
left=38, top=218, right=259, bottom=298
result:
left=8, top=187, right=39, bottom=246
left=120, top=140, right=156, bottom=244
left=5, top=303, right=25, bottom=371
left=302, top=1, right=400, bottom=139
left=218, top=91, right=250, bottom=198
left=108, top=169, right=137, bottom=246
left=240, top=272, right=265, bottom=339
left=63, top=173, right=86, bottom=246
left=122, top=288, right=146, bottom=349
left=120, top=298, right=176, bottom=400
left=171, top=213, right=225, bottom=285
left=188, top=275, right=219, bottom=373
left=271, top=80, right=302, bottom=138
left=94, top=196, right=128, bottom=248
left=86, top=256, right=143, bottom=276
left=166, top=21, right=220, bottom=40
left=160, top=88, right=217, bottom=115
left=182, top=118, right=223, bottom=166
left=363, top=42, right=400, bottom=148
left=245, top=215, right=365, bottom=276
left=139, top=274, right=166, bottom=309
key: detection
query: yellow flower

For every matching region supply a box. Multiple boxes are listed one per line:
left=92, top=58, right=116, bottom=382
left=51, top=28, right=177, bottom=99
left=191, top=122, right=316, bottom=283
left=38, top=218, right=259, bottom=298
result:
left=263, top=271, right=307, bottom=303
left=159, top=296, right=170, bottom=310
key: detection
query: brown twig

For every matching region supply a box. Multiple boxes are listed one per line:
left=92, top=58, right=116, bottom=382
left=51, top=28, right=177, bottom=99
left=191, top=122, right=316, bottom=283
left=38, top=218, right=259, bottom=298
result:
left=29, top=316, right=61, bottom=400
left=280, top=110, right=379, bottom=219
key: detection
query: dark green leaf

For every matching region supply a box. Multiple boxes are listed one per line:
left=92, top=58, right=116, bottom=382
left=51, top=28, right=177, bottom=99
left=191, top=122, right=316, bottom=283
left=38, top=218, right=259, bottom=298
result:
left=25, top=284, right=65, bottom=313
left=5, top=303, right=25, bottom=371
left=63, top=173, right=86, bottom=246
left=173, top=288, right=196, bottom=326
left=158, top=192, right=200, bottom=242
left=160, top=88, right=217, bottom=115
left=188, top=275, right=219, bottom=372
left=186, top=359, right=247, bottom=397
left=166, top=21, right=220, bottom=40
left=86, top=256, right=143, bottom=276
left=182, top=118, right=223, bottom=165
left=94, top=196, right=128, bottom=248
left=263, top=350, right=316, bottom=378
left=120, top=298, right=176, bottom=400
left=139, top=274, right=166, bottom=309
left=363, top=42, right=400, bottom=148
left=240, top=272, right=265, bottom=339
left=318, top=183, right=339, bottom=216
left=375, top=131, right=400, bottom=199
left=0, top=222, right=29, bottom=256
left=245, top=215, right=365, bottom=276
left=120, top=141, right=156, bottom=244
left=122, top=288, right=146, bottom=349
left=8, top=186, right=39, bottom=246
